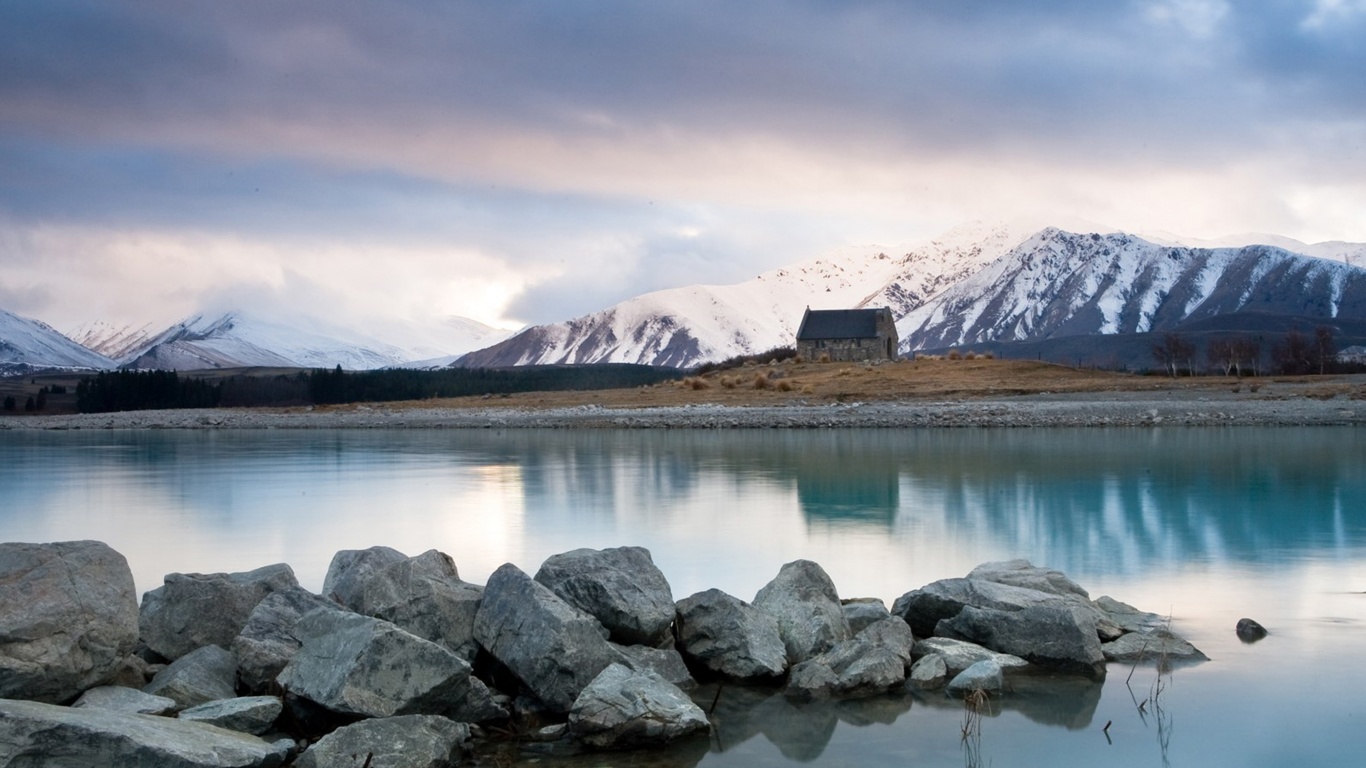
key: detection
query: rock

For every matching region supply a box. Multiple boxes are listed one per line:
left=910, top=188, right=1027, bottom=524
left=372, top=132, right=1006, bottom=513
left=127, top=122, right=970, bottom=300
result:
left=72, top=685, right=177, bottom=715
left=937, top=605, right=1106, bottom=678
left=945, top=660, right=1005, bottom=696
left=232, top=587, right=344, bottom=694
left=614, top=643, right=696, bottom=689
left=1094, top=596, right=1167, bottom=634
left=473, top=563, right=623, bottom=713
left=841, top=598, right=891, bottom=635
left=535, top=546, right=676, bottom=646
left=104, top=653, right=159, bottom=689
left=753, top=560, right=851, bottom=664
left=0, top=697, right=291, bottom=767
left=277, top=609, right=474, bottom=719
left=785, top=618, right=914, bottom=700
left=324, top=547, right=484, bottom=661
left=140, top=564, right=299, bottom=661
left=292, top=715, right=470, bottom=768
left=445, top=676, right=510, bottom=724
left=1236, top=617, right=1268, bottom=643
left=675, top=588, right=788, bottom=682
left=0, top=540, right=139, bottom=703
left=892, top=577, right=1099, bottom=639
left=967, top=560, right=1089, bottom=599
left=1102, top=629, right=1208, bottom=663
left=568, top=663, right=709, bottom=749
left=907, top=654, right=948, bottom=689
left=143, top=645, right=239, bottom=712
left=178, top=696, right=283, bottom=735
left=912, top=637, right=1032, bottom=676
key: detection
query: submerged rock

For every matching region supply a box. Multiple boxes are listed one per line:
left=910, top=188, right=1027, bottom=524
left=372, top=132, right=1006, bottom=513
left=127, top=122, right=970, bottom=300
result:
left=675, top=588, right=787, bottom=682
left=535, top=546, right=676, bottom=647
left=753, top=559, right=852, bottom=665
left=140, top=564, right=299, bottom=662
left=569, top=663, right=709, bottom=749
left=1236, top=617, right=1268, bottom=643
left=0, top=698, right=292, bottom=768
left=1102, top=628, right=1208, bottom=663
left=324, top=547, right=484, bottom=661
left=292, top=715, right=469, bottom=768
left=946, top=659, right=1005, bottom=696
left=0, top=540, right=140, bottom=704
left=473, top=563, right=622, bottom=713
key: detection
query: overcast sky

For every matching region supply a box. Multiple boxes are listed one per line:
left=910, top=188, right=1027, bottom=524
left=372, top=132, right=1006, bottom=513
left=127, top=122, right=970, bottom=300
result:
left=2, top=1, right=1364, bottom=333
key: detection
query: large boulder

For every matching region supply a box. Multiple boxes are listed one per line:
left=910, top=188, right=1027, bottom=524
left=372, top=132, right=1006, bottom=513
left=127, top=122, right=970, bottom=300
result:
left=1093, top=596, right=1166, bottom=634
left=324, top=547, right=483, bottom=661
left=534, top=546, right=675, bottom=646
left=936, top=605, right=1106, bottom=678
left=967, top=560, right=1090, bottom=599
left=892, top=577, right=1095, bottom=638
left=143, top=644, right=239, bottom=712
left=140, top=564, right=299, bottom=661
left=0, top=540, right=139, bottom=703
left=841, top=598, right=891, bottom=636
left=613, top=643, right=696, bottom=689
left=785, top=617, right=914, bottom=700
left=178, top=696, right=283, bottom=736
left=292, top=715, right=470, bottom=768
left=568, top=663, right=710, bottom=749
left=675, top=589, right=787, bottom=682
left=232, top=587, right=344, bottom=694
left=0, top=698, right=292, bottom=767
left=276, top=609, right=474, bottom=719
left=753, top=560, right=851, bottom=664
left=473, top=563, right=623, bottom=713
left=1102, top=628, right=1208, bottom=663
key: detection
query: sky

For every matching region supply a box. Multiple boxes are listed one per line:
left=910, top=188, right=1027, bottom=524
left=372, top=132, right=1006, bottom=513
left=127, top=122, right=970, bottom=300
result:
left=1, top=0, right=1364, bottom=336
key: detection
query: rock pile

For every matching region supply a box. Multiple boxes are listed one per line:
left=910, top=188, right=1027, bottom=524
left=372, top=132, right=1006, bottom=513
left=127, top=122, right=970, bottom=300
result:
left=0, top=541, right=1204, bottom=767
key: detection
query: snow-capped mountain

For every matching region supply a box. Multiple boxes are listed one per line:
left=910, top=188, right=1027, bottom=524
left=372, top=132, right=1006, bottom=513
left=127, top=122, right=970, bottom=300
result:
left=458, top=223, right=1366, bottom=368
left=116, top=311, right=507, bottom=371
left=65, top=320, right=162, bottom=361
left=899, top=229, right=1366, bottom=350
left=0, top=308, right=115, bottom=372
left=457, top=222, right=1034, bottom=367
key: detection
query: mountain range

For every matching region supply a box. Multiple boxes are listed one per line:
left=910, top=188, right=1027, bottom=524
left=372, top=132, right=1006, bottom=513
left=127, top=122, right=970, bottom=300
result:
left=3, top=223, right=1365, bottom=374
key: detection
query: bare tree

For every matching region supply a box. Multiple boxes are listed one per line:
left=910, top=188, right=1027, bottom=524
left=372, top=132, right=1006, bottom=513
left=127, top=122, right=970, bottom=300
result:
left=1152, top=333, right=1197, bottom=377
left=1230, top=336, right=1261, bottom=377
left=1313, top=325, right=1337, bottom=375
left=1206, top=338, right=1235, bottom=376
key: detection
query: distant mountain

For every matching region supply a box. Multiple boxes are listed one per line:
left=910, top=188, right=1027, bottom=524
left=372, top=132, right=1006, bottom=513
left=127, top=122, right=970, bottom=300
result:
left=0, top=308, right=115, bottom=372
left=458, top=224, right=1366, bottom=369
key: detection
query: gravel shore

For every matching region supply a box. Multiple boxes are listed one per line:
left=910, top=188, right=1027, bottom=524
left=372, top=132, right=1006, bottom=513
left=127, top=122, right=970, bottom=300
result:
left=3, top=390, right=1363, bottom=430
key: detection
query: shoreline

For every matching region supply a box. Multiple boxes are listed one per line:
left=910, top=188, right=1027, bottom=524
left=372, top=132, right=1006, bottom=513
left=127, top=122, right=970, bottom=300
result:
left=2, top=391, right=1362, bottom=430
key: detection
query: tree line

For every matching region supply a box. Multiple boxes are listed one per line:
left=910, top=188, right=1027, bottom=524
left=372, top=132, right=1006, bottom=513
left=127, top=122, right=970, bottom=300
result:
left=1151, top=326, right=1353, bottom=377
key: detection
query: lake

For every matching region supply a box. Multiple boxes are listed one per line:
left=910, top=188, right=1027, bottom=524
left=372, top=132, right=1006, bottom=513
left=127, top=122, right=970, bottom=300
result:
left=2, top=427, right=1364, bottom=766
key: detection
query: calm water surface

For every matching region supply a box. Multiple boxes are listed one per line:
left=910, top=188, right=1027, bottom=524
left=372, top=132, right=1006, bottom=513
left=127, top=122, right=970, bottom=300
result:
left=2, top=427, right=1363, bottom=767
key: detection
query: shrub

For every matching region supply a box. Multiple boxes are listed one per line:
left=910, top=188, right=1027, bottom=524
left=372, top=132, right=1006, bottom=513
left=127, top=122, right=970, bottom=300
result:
left=947, top=349, right=963, bottom=360
left=818, top=353, right=831, bottom=363
left=753, top=373, right=772, bottom=390
left=776, top=380, right=793, bottom=392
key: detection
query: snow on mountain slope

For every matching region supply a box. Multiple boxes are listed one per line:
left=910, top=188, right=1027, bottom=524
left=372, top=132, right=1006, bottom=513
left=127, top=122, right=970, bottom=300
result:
left=0, top=308, right=115, bottom=371
left=457, top=223, right=1039, bottom=368
left=1147, top=231, right=1366, bottom=269
left=899, top=229, right=1366, bottom=350
left=65, top=320, right=162, bottom=361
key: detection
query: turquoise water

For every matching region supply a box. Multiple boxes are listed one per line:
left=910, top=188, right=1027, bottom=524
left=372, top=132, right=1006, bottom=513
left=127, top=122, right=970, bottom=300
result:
left=2, top=428, right=1364, bottom=766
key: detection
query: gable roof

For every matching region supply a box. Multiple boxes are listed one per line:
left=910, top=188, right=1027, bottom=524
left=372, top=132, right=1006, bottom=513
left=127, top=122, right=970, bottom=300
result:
left=796, top=308, right=888, bottom=340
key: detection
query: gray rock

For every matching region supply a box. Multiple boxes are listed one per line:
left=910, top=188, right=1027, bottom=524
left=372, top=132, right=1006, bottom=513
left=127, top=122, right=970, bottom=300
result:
left=73, top=685, right=177, bottom=715
left=753, top=560, right=851, bottom=664
left=535, top=546, right=676, bottom=647
left=178, top=696, right=283, bottom=735
left=675, top=588, right=788, bottom=682
left=967, top=560, right=1090, bottom=599
left=277, top=609, right=473, bottom=719
left=785, top=617, right=914, bottom=700
left=232, top=587, right=343, bottom=693
left=104, top=653, right=159, bottom=689
left=907, top=654, right=948, bottom=689
left=1236, top=617, right=1268, bottom=643
left=1094, top=596, right=1167, bottom=634
left=143, top=644, right=239, bottom=712
left=937, top=605, right=1106, bottom=678
left=325, top=547, right=484, bottom=660
left=568, top=663, right=709, bottom=749
left=841, top=598, right=891, bottom=635
left=292, top=714, right=470, bottom=768
left=912, top=637, right=1032, bottom=676
left=446, top=675, right=510, bottom=724
left=0, top=540, right=139, bottom=703
left=892, top=577, right=1098, bottom=638
left=473, top=563, right=623, bottom=713
left=946, top=659, right=1005, bottom=696
left=0, top=697, right=291, bottom=768
left=614, top=643, right=696, bottom=689
left=1102, top=629, right=1208, bottom=663
left=140, top=563, right=299, bottom=661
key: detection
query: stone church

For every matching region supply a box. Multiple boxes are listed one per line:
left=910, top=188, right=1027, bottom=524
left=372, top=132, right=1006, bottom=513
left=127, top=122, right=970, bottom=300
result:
left=795, top=307, right=899, bottom=362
